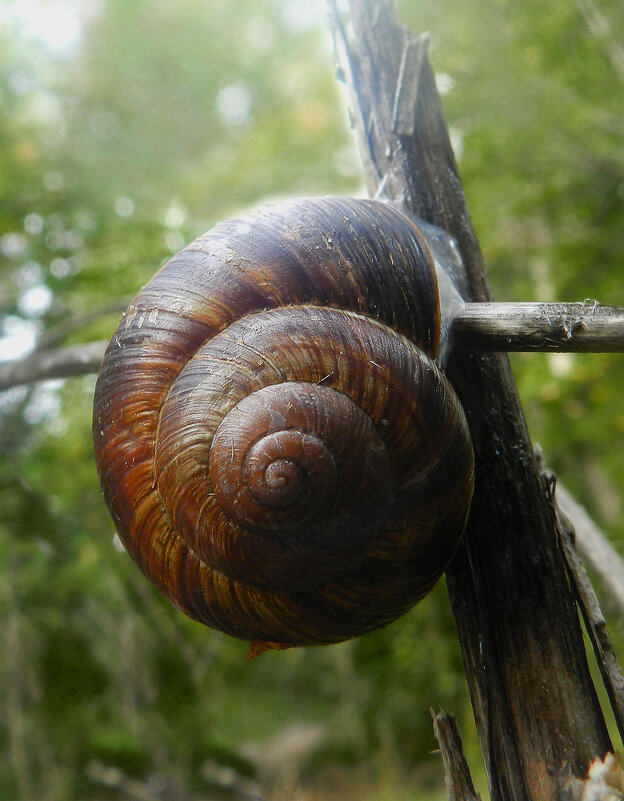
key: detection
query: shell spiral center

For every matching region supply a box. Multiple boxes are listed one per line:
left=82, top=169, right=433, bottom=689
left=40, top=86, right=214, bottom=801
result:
left=208, top=382, right=390, bottom=544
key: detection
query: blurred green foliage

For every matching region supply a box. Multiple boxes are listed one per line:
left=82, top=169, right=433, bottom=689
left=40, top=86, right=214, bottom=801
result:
left=0, top=0, right=623, bottom=799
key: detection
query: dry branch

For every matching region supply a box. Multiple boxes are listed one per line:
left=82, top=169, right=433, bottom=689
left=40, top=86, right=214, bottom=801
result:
left=1, top=300, right=623, bottom=393
left=453, top=301, right=624, bottom=352
left=556, top=483, right=624, bottom=615
left=0, top=341, right=106, bottom=391
left=431, top=710, right=481, bottom=801
left=329, top=1, right=615, bottom=798
left=539, top=458, right=624, bottom=744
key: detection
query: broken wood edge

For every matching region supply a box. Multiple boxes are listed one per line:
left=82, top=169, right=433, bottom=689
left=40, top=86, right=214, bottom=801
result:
left=556, top=754, right=624, bottom=800
left=431, top=709, right=481, bottom=801
left=536, top=449, right=624, bottom=746
left=556, top=482, right=624, bottom=617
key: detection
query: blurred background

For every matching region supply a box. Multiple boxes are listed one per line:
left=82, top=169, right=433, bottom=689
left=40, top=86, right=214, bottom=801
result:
left=1, top=0, right=623, bottom=799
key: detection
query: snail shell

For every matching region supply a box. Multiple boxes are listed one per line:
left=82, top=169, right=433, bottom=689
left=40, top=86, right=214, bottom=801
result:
left=93, top=197, right=474, bottom=648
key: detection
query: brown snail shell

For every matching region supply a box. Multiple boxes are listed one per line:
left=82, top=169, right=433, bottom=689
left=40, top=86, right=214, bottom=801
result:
left=93, top=197, right=474, bottom=649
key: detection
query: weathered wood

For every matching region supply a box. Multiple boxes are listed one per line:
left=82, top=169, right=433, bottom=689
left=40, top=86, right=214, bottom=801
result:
left=329, top=2, right=613, bottom=799
left=534, top=453, right=624, bottom=758
left=452, top=301, right=624, bottom=352
left=556, top=755, right=624, bottom=800
left=551, top=485, right=624, bottom=743
left=1, top=302, right=623, bottom=393
left=556, top=482, right=624, bottom=616
left=431, top=710, right=481, bottom=801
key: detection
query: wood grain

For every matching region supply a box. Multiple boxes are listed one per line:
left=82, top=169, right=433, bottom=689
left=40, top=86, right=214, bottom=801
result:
left=330, top=1, right=613, bottom=797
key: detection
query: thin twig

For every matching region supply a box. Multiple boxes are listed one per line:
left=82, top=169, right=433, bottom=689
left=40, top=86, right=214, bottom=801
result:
left=1, top=300, right=623, bottom=392
left=35, top=298, right=131, bottom=351
left=0, top=341, right=106, bottom=391
left=452, top=301, right=624, bottom=352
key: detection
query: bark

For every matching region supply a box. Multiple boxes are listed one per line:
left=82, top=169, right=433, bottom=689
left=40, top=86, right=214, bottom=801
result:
left=328, top=2, right=614, bottom=799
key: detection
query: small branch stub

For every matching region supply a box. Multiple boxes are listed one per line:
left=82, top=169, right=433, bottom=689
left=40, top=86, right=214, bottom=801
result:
left=431, top=709, right=481, bottom=801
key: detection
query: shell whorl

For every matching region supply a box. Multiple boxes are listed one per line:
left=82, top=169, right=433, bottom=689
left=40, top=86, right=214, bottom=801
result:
left=93, top=197, right=474, bottom=647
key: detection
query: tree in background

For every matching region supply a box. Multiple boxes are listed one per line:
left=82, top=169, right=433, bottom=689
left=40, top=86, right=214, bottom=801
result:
left=0, top=1, right=622, bottom=799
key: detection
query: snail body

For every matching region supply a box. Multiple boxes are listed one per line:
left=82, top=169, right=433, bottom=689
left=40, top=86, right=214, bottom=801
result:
left=93, top=197, right=474, bottom=649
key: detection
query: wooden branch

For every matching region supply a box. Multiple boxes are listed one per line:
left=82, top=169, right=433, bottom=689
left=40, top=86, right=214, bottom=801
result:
left=558, top=520, right=624, bottom=741
left=329, top=2, right=613, bottom=799
left=431, top=710, right=481, bottom=801
left=1, top=300, right=622, bottom=393
left=453, top=301, right=624, bottom=352
left=556, top=482, right=624, bottom=615
left=0, top=341, right=106, bottom=391
left=538, top=458, right=624, bottom=744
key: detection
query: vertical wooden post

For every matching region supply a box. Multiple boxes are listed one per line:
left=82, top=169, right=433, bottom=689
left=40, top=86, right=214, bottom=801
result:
left=329, top=2, right=613, bottom=799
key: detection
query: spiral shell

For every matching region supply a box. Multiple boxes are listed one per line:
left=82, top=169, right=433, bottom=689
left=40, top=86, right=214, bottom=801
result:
left=93, top=197, right=474, bottom=648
